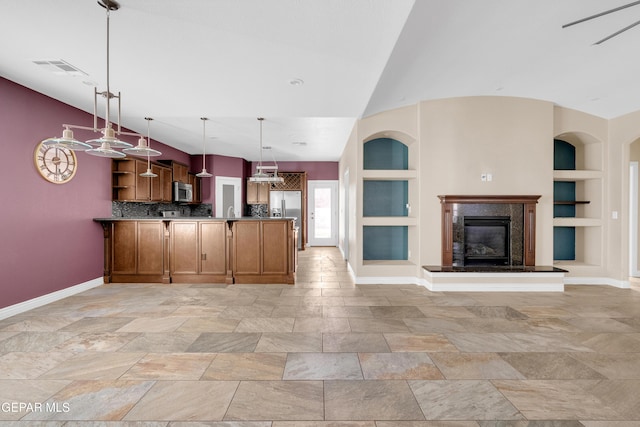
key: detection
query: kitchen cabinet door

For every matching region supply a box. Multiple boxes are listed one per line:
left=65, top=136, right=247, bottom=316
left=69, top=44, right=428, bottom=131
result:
left=112, top=221, right=137, bottom=274
left=233, top=220, right=261, bottom=275
left=137, top=221, right=164, bottom=274
left=262, top=220, right=288, bottom=274
left=200, top=221, right=227, bottom=275
left=170, top=222, right=199, bottom=275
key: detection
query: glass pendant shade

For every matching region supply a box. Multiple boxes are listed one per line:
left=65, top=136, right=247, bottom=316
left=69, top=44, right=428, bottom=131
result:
left=86, top=141, right=126, bottom=158
left=86, top=125, right=133, bottom=149
left=43, top=128, right=92, bottom=151
left=196, top=168, right=212, bottom=178
left=196, top=117, right=213, bottom=178
left=123, top=136, right=162, bottom=156
left=140, top=167, right=157, bottom=178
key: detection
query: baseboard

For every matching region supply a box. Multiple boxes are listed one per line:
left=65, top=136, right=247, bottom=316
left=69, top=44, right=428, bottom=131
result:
left=563, top=276, right=631, bottom=289
left=0, top=278, right=103, bottom=320
left=354, top=275, right=425, bottom=286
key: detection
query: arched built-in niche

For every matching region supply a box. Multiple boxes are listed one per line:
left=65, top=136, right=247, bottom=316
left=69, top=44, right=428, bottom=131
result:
left=553, top=132, right=603, bottom=269
left=361, top=132, right=417, bottom=263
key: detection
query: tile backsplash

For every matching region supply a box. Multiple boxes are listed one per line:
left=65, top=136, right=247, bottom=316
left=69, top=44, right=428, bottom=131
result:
left=113, top=201, right=213, bottom=218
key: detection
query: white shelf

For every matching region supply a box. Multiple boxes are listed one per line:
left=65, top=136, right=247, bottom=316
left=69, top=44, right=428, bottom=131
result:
left=362, top=169, right=417, bottom=180
left=553, top=170, right=602, bottom=181
left=553, top=218, right=601, bottom=227
left=362, top=217, right=418, bottom=226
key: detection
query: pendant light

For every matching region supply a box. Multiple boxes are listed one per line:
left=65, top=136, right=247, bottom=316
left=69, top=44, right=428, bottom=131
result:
left=249, top=117, right=284, bottom=183
left=46, top=0, right=138, bottom=158
left=196, top=117, right=213, bottom=178
left=139, top=118, right=158, bottom=178
left=42, top=126, right=92, bottom=151
left=124, top=117, right=162, bottom=157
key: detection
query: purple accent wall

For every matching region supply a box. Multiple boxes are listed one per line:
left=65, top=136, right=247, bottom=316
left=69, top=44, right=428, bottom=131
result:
left=250, top=161, right=339, bottom=180
left=1, top=78, right=113, bottom=309
left=191, top=154, right=249, bottom=206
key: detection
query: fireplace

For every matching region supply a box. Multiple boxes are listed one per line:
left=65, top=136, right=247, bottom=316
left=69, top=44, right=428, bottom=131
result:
left=439, top=195, right=540, bottom=267
left=464, top=216, right=511, bottom=266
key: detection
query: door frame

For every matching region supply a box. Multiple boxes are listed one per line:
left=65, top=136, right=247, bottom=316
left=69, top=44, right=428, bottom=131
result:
left=630, top=161, right=639, bottom=277
left=215, top=176, right=242, bottom=217
left=307, top=180, right=339, bottom=246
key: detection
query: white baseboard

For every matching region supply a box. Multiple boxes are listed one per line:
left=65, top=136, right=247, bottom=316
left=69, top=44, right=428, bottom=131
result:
left=563, top=276, right=631, bottom=289
left=354, top=275, right=425, bottom=286
left=0, top=278, right=103, bottom=320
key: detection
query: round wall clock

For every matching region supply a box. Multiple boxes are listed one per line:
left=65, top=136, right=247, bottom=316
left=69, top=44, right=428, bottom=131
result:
left=33, top=140, right=78, bottom=184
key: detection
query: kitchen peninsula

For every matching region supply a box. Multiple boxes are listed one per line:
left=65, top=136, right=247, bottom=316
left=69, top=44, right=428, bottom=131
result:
left=94, top=217, right=297, bottom=285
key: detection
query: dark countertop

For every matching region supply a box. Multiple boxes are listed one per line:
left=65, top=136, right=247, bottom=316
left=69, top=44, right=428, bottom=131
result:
left=94, top=216, right=296, bottom=222
left=423, top=265, right=568, bottom=273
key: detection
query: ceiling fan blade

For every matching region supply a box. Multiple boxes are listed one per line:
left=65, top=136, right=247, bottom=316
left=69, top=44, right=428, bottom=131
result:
left=594, top=17, right=640, bottom=44
left=563, top=0, right=640, bottom=28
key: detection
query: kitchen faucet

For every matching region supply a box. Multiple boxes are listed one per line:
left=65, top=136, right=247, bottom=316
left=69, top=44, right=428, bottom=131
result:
left=227, top=206, right=235, bottom=218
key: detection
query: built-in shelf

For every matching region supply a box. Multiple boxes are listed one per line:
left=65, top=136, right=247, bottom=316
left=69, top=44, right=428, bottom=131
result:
left=553, top=170, right=602, bottom=181
left=362, top=170, right=417, bottom=179
left=554, top=201, right=590, bottom=205
left=361, top=217, right=418, bottom=226
left=554, top=217, right=601, bottom=227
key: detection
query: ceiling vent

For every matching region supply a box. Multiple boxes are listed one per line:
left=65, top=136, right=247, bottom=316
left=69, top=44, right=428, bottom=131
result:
left=33, top=60, right=88, bottom=77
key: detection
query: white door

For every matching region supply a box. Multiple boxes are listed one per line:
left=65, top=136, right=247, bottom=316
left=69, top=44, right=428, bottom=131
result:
left=215, top=176, right=241, bottom=217
left=308, top=180, right=338, bottom=246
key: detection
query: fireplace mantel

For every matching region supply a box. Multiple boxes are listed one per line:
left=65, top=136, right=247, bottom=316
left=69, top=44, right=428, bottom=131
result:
left=438, top=195, right=541, bottom=267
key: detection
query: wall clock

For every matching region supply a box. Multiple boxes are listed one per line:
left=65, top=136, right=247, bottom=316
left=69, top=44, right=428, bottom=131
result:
left=33, top=140, right=78, bottom=184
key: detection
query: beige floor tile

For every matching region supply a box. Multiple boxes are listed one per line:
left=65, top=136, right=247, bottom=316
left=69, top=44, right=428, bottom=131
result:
left=293, top=317, right=351, bottom=333
left=384, top=333, right=459, bottom=352
left=283, top=352, right=362, bottom=380
left=124, top=380, right=238, bottom=421
left=255, top=332, right=322, bottom=352
left=225, top=380, right=324, bottom=421
left=410, top=380, right=523, bottom=420
left=202, top=352, right=287, bottom=380
left=359, top=352, right=443, bottom=379
left=430, top=352, right=526, bottom=379
left=120, top=352, right=215, bottom=380
left=322, top=333, right=390, bottom=352
left=324, top=380, right=425, bottom=420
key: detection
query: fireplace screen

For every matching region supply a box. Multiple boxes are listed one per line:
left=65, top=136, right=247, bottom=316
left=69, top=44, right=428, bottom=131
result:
left=463, top=216, right=511, bottom=266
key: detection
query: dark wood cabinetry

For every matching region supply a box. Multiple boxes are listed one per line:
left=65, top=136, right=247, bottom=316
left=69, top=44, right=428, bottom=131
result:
left=112, top=159, right=172, bottom=202
left=170, top=220, right=230, bottom=283
left=246, top=180, right=269, bottom=204
left=106, top=220, right=167, bottom=283
left=232, top=219, right=295, bottom=284
left=97, top=218, right=295, bottom=285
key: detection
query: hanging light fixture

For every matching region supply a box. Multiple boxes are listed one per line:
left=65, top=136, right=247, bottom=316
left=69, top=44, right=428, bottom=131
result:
left=249, top=117, right=284, bottom=183
left=196, top=117, right=213, bottom=178
left=124, top=117, right=162, bottom=157
left=139, top=118, right=158, bottom=178
left=44, top=0, right=145, bottom=159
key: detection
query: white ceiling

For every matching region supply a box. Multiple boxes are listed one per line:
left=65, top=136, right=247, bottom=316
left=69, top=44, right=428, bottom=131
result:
left=2, top=1, right=640, bottom=161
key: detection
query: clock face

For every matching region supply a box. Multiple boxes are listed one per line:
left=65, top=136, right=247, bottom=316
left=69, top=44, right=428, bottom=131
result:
left=34, top=141, right=78, bottom=184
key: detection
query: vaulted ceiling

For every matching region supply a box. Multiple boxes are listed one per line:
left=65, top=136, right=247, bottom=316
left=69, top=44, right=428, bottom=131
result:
left=2, top=1, right=639, bottom=161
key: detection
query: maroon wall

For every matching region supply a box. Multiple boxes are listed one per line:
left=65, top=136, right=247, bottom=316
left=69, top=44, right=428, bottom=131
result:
left=1, top=78, right=113, bottom=309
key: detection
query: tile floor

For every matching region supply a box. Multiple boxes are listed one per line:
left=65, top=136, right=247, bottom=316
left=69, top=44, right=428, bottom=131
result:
left=1, top=247, right=640, bottom=426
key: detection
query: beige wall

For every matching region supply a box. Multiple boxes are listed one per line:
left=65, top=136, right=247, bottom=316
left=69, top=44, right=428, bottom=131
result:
left=339, top=95, right=638, bottom=285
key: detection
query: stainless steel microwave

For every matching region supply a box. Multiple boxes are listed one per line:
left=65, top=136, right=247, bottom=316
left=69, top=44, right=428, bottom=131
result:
left=173, top=181, right=193, bottom=203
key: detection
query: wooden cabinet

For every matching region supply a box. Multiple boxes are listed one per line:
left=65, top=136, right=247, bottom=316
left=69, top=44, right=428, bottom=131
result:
left=171, top=161, right=189, bottom=184
left=112, top=159, right=171, bottom=202
left=189, top=173, right=202, bottom=204
left=232, top=219, right=295, bottom=284
left=107, top=220, right=167, bottom=282
left=96, top=218, right=295, bottom=285
left=246, top=180, right=269, bottom=204
left=170, top=220, right=230, bottom=283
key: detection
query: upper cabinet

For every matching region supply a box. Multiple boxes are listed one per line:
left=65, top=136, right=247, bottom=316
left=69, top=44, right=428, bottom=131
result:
left=246, top=180, right=269, bottom=204
left=112, top=159, right=172, bottom=202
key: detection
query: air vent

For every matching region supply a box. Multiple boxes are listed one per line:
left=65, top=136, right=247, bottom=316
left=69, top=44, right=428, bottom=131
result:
left=33, top=60, right=88, bottom=77
left=292, top=141, right=307, bottom=146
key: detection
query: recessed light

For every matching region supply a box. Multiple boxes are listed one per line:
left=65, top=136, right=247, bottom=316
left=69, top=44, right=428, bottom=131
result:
left=292, top=141, right=307, bottom=146
left=289, top=78, right=304, bottom=86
